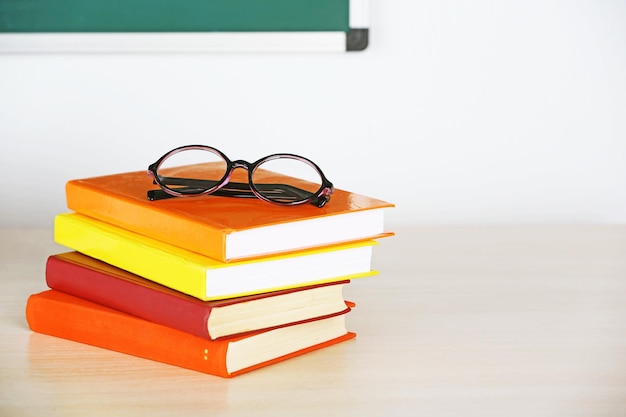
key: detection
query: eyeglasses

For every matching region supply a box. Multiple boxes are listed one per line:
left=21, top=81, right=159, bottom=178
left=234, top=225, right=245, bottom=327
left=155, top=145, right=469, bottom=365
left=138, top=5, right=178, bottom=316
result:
left=147, top=145, right=334, bottom=208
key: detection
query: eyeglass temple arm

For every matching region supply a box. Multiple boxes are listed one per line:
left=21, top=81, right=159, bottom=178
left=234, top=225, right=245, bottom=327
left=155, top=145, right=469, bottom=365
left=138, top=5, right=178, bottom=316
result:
left=148, top=177, right=329, bottom=207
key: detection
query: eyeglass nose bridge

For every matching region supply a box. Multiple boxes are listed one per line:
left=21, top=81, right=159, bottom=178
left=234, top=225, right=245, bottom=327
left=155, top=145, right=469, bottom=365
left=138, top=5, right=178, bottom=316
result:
left=231, top=160, right=252, bottom=171
left=217, top=160, right=252, bottom=188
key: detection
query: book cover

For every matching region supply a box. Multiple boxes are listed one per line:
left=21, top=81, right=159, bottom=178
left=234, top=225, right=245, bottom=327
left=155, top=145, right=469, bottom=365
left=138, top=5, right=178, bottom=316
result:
left=46, top=251, right=353, bottom=340
left=65, top=166, right=394, bottom=262
left=26, top=290, right=356, bottom=378
left=54, top=212, right=378, bottom=301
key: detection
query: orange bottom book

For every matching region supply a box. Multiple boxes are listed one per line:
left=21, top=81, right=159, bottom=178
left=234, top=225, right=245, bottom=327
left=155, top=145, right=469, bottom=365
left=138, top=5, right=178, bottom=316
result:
left=26, top=290, right=356, bottom=378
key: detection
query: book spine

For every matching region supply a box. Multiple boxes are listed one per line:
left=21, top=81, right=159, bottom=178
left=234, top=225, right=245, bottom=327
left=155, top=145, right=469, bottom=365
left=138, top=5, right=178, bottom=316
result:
left=45, top=256, right=212, bottom=340
left=66, top=181, right=228, bottom=261
left=26, top=291, right=231, bottom=377
left=53, top=213, right=209, bottom=300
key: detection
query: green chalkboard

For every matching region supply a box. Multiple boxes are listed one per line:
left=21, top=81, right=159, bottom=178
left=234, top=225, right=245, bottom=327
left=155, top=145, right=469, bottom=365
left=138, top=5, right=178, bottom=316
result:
left=0, top=0, right=370, bottom=52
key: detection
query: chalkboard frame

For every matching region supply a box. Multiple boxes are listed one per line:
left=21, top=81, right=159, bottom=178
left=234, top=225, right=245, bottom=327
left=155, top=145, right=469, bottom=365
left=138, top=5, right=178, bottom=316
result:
left=0, top=0, right=370, bottom=53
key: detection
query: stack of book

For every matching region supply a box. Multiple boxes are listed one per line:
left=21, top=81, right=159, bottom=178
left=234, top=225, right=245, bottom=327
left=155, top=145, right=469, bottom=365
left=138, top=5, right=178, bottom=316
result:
left=26, top=168, right=394, bottom=378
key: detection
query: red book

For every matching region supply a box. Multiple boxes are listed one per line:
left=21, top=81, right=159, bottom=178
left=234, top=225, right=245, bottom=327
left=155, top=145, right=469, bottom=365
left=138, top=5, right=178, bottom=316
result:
left=65, top=166, right=394, bottom=262
left=46, top=251, right=353, bottom=340
left=26, top=290, right=356, bottom=378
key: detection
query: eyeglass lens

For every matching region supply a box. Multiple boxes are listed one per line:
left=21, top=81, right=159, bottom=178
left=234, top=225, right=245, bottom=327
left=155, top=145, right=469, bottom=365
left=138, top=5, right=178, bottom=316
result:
left=156, top=148, right=324, bottom=204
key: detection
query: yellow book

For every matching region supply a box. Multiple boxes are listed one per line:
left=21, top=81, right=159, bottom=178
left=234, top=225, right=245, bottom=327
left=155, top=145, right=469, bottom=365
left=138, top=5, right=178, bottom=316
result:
left=54, top=213, right=378, bottom=301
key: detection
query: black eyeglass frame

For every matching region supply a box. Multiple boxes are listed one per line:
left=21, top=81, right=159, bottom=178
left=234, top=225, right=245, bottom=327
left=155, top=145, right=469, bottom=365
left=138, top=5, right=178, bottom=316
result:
left=147, top=145, right=334, bottom=208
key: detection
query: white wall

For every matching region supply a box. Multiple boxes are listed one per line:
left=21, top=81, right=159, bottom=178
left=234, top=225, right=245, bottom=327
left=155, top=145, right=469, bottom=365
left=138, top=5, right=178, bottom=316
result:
left=1, top=0, right=625, bottom=228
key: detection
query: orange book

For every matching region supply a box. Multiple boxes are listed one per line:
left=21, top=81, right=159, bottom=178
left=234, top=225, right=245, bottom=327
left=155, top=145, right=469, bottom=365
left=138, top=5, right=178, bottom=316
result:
left=26, top=290, right=356, bottom=378
left=65, top=167, right=394, bottom=262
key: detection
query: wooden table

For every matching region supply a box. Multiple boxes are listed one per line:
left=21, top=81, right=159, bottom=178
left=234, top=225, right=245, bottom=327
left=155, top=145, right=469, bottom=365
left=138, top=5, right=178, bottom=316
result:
left=2, top=225, right=625, bottom=416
